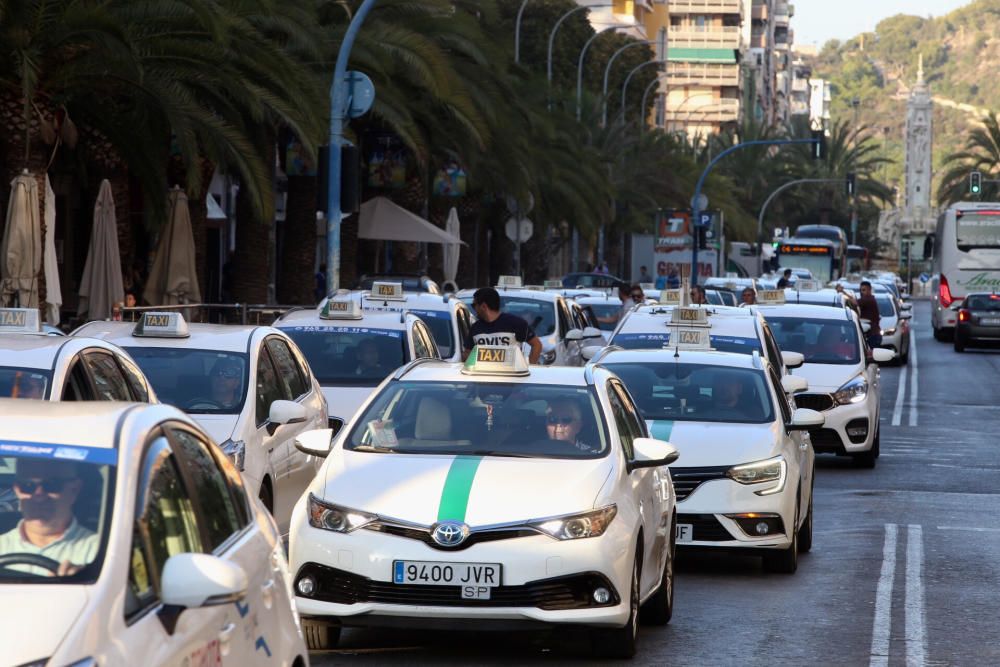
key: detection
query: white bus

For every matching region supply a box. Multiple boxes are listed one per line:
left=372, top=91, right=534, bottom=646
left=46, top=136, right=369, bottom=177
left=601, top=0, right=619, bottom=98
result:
left=931, top=202, right=1000, bottom=340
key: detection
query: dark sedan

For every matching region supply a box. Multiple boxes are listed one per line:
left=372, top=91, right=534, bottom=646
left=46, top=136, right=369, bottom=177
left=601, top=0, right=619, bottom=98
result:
left=954, top=293, right=1000, bottom=352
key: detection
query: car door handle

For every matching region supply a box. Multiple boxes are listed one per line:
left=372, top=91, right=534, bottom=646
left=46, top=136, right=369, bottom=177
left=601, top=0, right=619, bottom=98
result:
left=219, top=622, right=237, bottom=656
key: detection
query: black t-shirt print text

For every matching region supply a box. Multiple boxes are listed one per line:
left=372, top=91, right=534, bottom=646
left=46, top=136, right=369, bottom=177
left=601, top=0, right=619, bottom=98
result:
left=464, top=312, right=537, bottom=350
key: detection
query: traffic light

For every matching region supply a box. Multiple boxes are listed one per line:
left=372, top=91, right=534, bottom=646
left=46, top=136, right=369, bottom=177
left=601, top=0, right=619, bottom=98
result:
left=846, top=173, right=856, bottom=197
left=970, top=171, right=982, bottom=195
left=811, top=129, right=826, bottom=161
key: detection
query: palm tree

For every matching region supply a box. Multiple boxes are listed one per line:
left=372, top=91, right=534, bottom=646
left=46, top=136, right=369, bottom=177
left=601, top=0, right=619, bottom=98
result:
left=938, top=112, right=1000, bottom=206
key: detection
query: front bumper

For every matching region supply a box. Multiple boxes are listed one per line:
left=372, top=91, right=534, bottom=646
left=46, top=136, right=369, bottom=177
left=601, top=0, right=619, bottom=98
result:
left=806, top=400, right=873, bottom=454
left=289, top=519, right=634, bottom=627
left=671, top=471, right=796, bottom=550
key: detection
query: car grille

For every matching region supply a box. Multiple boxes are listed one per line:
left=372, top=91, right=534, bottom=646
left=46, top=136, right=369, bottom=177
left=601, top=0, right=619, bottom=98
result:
left=671, top=466, right=730, bottom=501
left=295, top=563, right=620, bottom=610
left=809, top=428, right=844, bottom=453
left=679, top=514, right=734, bottom=541
left=795, top=393, right=835, bottom=412
left=365, top=523, right=536, bottom=551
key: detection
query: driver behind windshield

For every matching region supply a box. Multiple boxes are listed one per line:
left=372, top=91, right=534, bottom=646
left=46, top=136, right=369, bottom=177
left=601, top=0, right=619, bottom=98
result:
left=546, top=399, right=598, bottom=453
left=0, top=458, right=97, bottom=576
left=209, top=357, right=243, bottom=409
left=355, top=339, right=388, bottom=377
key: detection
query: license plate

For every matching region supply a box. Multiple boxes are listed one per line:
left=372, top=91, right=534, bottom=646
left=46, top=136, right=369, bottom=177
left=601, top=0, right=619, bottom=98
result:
left=676, top=523, right=694, bottom=543
left=393, top=560, right=502, bottom=591
left=982, top=318, right=1000, bottom=326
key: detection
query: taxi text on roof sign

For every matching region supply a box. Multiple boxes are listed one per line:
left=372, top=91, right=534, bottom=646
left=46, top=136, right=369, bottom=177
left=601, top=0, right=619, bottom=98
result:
left=795, top=279, right=820, bottom=292
left=132, top=311, right=190, bottom=338
left=0, top=308, right=41, bottom=333
left=543, top=279, right=563, bottom=288
left=320, top=298, right=363, bottom=320
left=669, top=327, right=712, bottom=350
left=497, top=275, right=523, bottom=288
left=670, top=307, right=709, bottom=326
left=757, top=289, right=786, bottom=305
left=461, top=345, right=530, bottom=376
left=659, top=289, right=683, bottom=305
left=371, top=281, right=406, bottom=301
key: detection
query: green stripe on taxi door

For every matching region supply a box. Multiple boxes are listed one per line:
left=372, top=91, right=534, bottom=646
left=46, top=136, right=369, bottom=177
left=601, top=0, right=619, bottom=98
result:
left=437, top=456, right=483, bottom=522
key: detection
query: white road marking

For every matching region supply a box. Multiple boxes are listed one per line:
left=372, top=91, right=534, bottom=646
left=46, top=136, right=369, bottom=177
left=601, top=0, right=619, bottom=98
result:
left=905, top=525, right=926, bottom=667
left=870, top=523, right=898, bottom=667
left=892, top=358, right=909, bottom=426
left=936, top=526, right=1000, bottom=533
left=908, top=336, right=919, bottom=427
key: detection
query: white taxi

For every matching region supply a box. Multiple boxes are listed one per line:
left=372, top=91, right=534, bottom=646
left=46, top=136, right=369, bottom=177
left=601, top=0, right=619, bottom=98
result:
left=288, top=346, right=679, bottom=658
left=0, top=307, right=155, bottom=403
left=0, top=400, right=307, bottom=667
left=276, top=284, right=442, bottom=431
left=757, top=303, right=893, bottom=468
left=594, top=320, right=821, bottom=573
left=73, top=312, right=328, bottom=532
left=458, top=277, right=603, bottom=366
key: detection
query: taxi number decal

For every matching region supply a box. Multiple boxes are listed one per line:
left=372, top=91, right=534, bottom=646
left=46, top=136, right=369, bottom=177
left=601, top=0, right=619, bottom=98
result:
left=0, top=440, right=118, bottom=465
left=476, top=348, right=507, bottom=363
left=0, top=310, right=25, bottom=327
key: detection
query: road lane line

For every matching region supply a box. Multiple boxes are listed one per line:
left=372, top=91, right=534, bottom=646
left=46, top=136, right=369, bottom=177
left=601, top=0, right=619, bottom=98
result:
left=905, top=525, right=926, bottom=666
left=892, top=359, right=909, bottom=426
left=937, top=526, right=1000, bottom=533
left=870, top=523, right=898, bottom=667
left=908, top=336, right=919, bottom=427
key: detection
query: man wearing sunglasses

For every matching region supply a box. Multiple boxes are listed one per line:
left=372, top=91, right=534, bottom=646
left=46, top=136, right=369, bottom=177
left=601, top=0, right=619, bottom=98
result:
left=0, top=458, right=97, bottom=576
left=209, top=357, right=244, bottom=409
left=545, top=399, right=597, bottom=453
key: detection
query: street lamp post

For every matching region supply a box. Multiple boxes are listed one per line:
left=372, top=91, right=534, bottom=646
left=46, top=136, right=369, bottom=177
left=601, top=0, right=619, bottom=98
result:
left=547, top=4, right=612, bottom=86
left=640, top=72, right=672, bottom=130
left=514, top=0, right=531, bottom=64
left=601, top=40, right=653, bottom=126
left=576, top=25, right=619, bottom=121
left=620, top=59, right=662, bottom=123
left=326, top=0, right=379, bottom=295
left=755, top=178, right=845, bottom=275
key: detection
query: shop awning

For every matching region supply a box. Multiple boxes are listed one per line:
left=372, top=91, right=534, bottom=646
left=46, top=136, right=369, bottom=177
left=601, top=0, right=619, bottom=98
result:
left=668, top=48, right=738, bottom=64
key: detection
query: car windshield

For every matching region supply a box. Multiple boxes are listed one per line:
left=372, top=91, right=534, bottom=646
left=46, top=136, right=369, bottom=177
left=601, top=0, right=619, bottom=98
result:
left=410, top=311, right=454, bottom=358
left=0, top=447, right=115, bottom=583
left=612, top=332, right=763, bottom=355
left=127, top=348, right=248, bottom=413
left=766, top=317, right=861, bottom=365
left=346, top=381, right=608, bottom=459
left=0, top=368, right=51, bottom=400
left=965, top=294, right=1000, bottom=311
left=500, top=296, right=556, bottom=336
left=876, top=296, right=896, bottom=318
left=281, top=326, right=407, bottom=387
left=604, top=362, right=775, bottom=424
left=587, top=303, right=622, bottom=331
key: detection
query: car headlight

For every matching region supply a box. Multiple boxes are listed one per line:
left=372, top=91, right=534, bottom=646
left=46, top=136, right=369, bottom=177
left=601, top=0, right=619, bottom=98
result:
left=539, top=348, right=557, bottom=365
left=726, top=456, right=786, bottom=496
left=532, top=505, right=617, bottom=540
left=220, top=439, right=246, bottom=471
left=307, top=494, right=377, bottom=533
left=833, top=375, right=868, bottom=405
left=882, top=327, right=896, bottom=336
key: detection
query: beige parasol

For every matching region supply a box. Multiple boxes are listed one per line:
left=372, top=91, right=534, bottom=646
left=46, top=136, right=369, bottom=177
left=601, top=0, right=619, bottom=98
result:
left=143, top=188, right=202, bottom=306
left=1, top=172, right=42, bottom=308
left=78, top=179, right=125, bottom=321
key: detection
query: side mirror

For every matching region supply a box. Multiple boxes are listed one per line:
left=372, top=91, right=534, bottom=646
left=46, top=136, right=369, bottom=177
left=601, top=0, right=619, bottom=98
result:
left=781, top=375, right=809, bottom=395
left=860, top=319, right=872, bottom=333
left=158, top=553, right=248, bottom=635
left=781, top=351, right=805, bottom=369
left=295, top=428, right=335, bottom=457
left=900, top=302, right=913, bottom=312
left=899, top=312, right=912, bottom=321
left=628, top=437, right=680, bottom=471
left=564, top=328, right=584, bottom=342
left=871, top=348, right=895, bottom=363
left=581, top=345, right=603, bottom=361
left=787, top=407, right=825, bottom=431
left=582, top=326, right=604, bottom=339
left=269, top=399, right=308, bottom=426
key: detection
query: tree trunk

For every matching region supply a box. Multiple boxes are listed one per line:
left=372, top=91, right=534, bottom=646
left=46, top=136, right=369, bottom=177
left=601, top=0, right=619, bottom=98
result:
left=278, top=174, right=318, bottom=304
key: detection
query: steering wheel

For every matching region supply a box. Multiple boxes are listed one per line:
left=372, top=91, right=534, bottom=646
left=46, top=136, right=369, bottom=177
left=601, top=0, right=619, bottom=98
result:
left=0, top=553, right=61, bottom=573
left=185, top=398, right=224, bottom=411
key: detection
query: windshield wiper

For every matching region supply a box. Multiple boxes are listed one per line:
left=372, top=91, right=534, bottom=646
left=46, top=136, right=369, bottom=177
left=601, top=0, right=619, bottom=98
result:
left=463, top=450, right=536, bottom=458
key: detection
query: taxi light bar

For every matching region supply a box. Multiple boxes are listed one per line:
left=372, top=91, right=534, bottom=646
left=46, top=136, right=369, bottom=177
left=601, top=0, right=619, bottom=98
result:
left=320, top=298, right=363, bottom=320
left=795, top=279, right=820, bottom=292
left=461, top=345, right=530, bottom=376
left=543, top=280, right=563, bottom=288
left=0, top=308, right=41, bottom=333
left=132, top=311, right=190, bottom=338
left=370, top=281, right=406, bottom=301
left=497, top=275, right=523, bottom=289
left=667, top=326, right=712, bottom=350
left=670, top=307, right=709, bottom=326
left=659, top=289, right=683, bottom=305
left=757, top=289, right=786, bottom=305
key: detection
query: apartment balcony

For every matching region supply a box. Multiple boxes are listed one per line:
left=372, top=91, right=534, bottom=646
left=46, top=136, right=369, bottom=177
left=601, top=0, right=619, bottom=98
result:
left=749, top=30, right=767, bottom=48
left=667, top=0, right=743, bottom=15
left=791, top=78, right=809, bottom=94
left=668, top=24, right=742, bottom=49
left=668, top=62, right=741, bottom=86
left=751, top=3, right=768, bottom=20
left=774, top=3, right=790, bottom=26
left=665, top=98, right=740, bottom=123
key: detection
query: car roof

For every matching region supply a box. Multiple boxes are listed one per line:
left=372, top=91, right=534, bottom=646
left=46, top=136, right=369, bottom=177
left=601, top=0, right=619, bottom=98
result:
left=277, top=306, right=412, bottom=330
left=756, top=303, right=854, bottom=321
left=73, top=320, right=265, bottom=352
left=0, top=399, right=136, bottom=449
left=397, top=359, right=590, bottom=387
left=617, top=304, right=762, bottom=338
left=0, top=334, right=128, bottom=370
left=596, top=348, right=764, bottom=370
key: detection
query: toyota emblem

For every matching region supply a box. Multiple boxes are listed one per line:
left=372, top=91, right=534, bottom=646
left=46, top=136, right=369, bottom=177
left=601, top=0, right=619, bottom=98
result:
left=431, top=521, right=469, bottom=547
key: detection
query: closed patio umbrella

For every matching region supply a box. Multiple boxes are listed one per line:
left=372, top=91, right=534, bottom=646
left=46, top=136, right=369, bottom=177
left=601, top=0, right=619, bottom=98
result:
left=143, top=187, right=201, bottom=306
left=443, top=207, right=461, bottom=291
left=43, top=175, right=62, bottom=324
left=1, top=172, right=42, bottom=308
left=78, top=179, right=124, bottom=321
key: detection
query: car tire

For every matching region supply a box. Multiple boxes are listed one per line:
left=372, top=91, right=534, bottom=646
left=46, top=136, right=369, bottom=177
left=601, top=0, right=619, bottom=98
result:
left=259, top=480, right=274, bottom=514
left=596, top=550, right=641, bottom=658
left=303, top=619, right=341, bottom=650
left=954, top=333, right=966, bottom=353
left=933, top=326, right=952, bottom=342
left=853, top=430, right=879, bottom=468
left=640, top=521, right=675, bottom=626
left=763, top=504, right=798, bottom=574
left=797, top=484, right=814, bottom=554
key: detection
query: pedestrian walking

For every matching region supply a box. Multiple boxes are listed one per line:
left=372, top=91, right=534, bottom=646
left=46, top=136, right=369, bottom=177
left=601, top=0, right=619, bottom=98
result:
left=857, top=281, right=882, bottom=348
left=463, top=287, right=542, bottom=363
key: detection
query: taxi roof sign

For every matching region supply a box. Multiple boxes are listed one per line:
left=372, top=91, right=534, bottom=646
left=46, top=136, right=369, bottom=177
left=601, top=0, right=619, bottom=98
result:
left=757, top=289, right=786, bottom=305
left=461, top=345, right=530, bottom=377
left=543, top=279, right=563, bottom=288
left=670, top=307, right=709, bottom=326
left=370, top=281, right=406, bottom=301
left=668, top=327, right=712, bottom=350
left=0, top=308, right=41, bottom=333
left=497, top=275, right=523, bottom=289
left=795, top=279, right=820, bottom=292
left=320, top=298, right=363, bottom=320
left=659, top=289, right=683, bottom=305
left=132, top=311, right=190, bottom=338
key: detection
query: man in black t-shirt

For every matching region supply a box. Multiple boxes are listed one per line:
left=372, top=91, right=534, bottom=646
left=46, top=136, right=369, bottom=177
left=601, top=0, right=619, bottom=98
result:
left=463, top=287, right=543, bottom=363
left=776, top=268, right=793, bottom=289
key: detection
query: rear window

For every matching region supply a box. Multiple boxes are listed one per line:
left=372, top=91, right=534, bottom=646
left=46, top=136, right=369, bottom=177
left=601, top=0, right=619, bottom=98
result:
left=611, top=332, right=762, bottom=355
left=875, top=296, right=896, bottom=318
left=965, top=294, right=1000, bottom=311
left=767, top=317, right=861, bottom=365
left=956, top=212, right=1000, bottom=250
